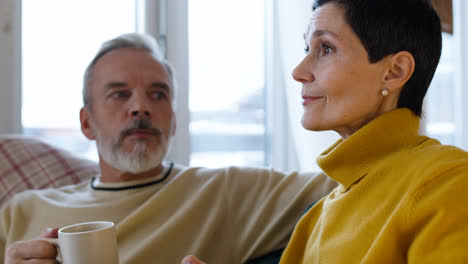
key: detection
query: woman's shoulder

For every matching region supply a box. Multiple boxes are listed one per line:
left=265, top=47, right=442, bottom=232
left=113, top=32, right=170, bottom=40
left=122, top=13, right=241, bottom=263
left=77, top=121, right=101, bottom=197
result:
left=401, top=136, right=468, bottom=187
left=412, top=136, right=468, bottom=163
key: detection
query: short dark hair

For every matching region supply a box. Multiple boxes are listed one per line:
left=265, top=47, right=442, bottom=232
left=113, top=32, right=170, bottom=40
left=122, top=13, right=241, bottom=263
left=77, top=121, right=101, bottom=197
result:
left=313, top=0, right=442, bottom=116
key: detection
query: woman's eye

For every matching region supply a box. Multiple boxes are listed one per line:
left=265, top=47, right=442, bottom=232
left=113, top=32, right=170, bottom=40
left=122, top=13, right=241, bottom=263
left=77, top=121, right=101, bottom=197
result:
left=321, top=44, right=333, bottom=55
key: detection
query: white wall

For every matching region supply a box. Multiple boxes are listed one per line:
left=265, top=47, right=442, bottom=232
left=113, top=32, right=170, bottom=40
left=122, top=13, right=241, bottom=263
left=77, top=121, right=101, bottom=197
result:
left=0, top=0, right=21, bottom=134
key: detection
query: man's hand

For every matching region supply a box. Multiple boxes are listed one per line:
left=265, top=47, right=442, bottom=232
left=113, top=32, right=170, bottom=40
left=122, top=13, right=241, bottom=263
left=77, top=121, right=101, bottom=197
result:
left=5, top=228, right=59, bottom=264
left=181, top=255, right=206, bottom=264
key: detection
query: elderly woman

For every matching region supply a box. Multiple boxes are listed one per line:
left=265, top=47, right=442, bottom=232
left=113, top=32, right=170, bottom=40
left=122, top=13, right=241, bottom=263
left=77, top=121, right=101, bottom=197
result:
left=279, top=0, right=468, bottom=263
left=183, top=0, right=468, bottom=263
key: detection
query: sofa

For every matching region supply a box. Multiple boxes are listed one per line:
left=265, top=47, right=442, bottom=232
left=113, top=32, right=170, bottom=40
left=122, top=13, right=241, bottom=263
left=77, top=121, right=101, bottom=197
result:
left=0, top=135, right=285, bottom=263
left=0, top=135, right=99, bottom=207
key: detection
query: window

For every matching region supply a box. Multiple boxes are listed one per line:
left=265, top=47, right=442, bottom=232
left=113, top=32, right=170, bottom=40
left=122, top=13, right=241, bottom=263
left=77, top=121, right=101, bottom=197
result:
left=22, top=0, right=270, bottom=167
left=22, top=0, right=137, bottom=161
left=423, top=0, right=468, bottom=151
left=16, top=0, right=468, bottom=170
left=424, top=33, right=456, bottom=145
left=188, top=0, right=267, bottom=168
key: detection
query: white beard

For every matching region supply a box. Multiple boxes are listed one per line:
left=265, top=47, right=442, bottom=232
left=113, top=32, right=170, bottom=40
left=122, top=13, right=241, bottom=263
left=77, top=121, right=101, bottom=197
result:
left=92, top=122, right=170, bottom=174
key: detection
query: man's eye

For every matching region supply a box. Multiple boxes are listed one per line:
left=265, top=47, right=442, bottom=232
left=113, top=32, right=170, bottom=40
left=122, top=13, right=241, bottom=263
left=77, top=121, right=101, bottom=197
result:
left=152, top=91, right=167, bottom=100
left=111, top=91, right=130, bottom=99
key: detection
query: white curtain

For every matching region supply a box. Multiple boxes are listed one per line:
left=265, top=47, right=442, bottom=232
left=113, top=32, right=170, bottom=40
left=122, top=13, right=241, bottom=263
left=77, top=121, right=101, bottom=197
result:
left=273, top=0, right=339, bottom=171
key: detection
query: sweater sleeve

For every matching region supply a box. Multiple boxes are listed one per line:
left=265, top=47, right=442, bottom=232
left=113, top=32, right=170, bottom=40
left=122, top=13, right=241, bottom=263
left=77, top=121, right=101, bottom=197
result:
left=0, top=231, right=4, bottom=264
left=0, top=235, right=4, bottom=264
left=407, top=164, right=468, bottom=263
left=225, top=167, right=337, bottom=263
left=0, top=203, right=10, bottom=264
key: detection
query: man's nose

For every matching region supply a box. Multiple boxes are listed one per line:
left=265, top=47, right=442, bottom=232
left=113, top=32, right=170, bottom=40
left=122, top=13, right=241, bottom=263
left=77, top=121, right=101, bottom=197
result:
left=131, top=109, right=151, bottom=118
left=129, top=95, right=151, bottom=118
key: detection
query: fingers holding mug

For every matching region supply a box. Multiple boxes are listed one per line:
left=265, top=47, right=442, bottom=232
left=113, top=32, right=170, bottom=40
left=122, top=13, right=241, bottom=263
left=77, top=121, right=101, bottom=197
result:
left=5, top=237, right=59, bottom=264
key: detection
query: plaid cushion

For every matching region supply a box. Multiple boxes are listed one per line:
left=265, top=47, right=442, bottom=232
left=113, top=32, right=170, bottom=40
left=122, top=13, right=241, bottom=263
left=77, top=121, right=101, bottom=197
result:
left=0, top=135, right=98, bottom=207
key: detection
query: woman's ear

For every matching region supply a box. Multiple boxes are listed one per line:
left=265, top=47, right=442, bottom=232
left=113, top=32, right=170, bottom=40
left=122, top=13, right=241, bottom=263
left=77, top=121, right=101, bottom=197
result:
left=383, top=51, right=415, bottom=93
left=80, top=107, right=96, bottom=140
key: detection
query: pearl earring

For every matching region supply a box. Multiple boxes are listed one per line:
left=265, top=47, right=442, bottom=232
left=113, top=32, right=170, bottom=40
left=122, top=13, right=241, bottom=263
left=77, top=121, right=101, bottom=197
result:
left=381, top=88, right=389, bottom=96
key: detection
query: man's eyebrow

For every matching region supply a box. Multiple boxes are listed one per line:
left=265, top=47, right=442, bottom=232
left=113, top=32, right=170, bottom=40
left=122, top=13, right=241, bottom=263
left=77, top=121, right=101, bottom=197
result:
left=104, top=82, right=170, bottom=91
left=150, top=82, right=170, bottom=91
left=105, top=82, right=128, bottom=89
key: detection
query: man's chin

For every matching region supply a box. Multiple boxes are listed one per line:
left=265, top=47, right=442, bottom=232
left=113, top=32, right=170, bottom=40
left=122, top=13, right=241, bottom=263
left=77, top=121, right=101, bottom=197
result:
left=109, top=154, right=164, bottom=174
left=121, top=139, right=162, bottom=153
left=123, top=166, right=158, bottom=175
left=118, top=147, right=166, bottom=173
left=97, top=137, right=168, bottom=174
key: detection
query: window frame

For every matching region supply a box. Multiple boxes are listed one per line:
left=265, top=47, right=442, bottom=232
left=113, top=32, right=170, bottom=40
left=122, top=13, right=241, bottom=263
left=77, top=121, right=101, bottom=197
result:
left=0, top=0, right=22, bottom=134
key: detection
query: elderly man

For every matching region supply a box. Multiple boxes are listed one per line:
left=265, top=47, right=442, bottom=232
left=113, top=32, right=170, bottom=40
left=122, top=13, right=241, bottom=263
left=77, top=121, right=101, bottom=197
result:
left=1, top=33, right=336, bottom=264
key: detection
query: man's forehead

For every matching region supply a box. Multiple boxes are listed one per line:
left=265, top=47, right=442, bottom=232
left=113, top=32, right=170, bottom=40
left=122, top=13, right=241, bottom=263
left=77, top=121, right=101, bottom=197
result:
left=95, top=48, right=159, bottom=66
left=92, top=49, right=168, bottom=77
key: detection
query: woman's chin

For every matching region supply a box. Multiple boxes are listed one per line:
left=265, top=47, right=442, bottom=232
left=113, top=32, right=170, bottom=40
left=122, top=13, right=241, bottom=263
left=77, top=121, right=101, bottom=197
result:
left=301, top=118, right=325, bottom=132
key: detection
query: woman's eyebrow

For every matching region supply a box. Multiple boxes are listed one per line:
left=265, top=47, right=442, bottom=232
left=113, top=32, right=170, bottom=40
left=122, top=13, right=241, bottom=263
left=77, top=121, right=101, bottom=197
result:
left=304, top=29, right=340, bottom=43
left=311, top=29, right=339, bottom=39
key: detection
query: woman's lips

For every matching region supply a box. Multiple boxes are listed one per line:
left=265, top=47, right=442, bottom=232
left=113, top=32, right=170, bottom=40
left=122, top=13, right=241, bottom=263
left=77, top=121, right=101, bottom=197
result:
left=302, top=95, right=323, bottom=106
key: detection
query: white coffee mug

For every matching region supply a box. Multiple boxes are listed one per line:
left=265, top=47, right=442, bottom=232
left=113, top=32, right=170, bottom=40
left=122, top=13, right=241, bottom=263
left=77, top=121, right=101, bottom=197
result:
left=43, top=221, right=119, bottom=264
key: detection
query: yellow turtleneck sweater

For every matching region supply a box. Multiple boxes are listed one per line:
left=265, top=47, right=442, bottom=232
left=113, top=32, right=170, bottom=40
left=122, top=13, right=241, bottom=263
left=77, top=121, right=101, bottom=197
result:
left=280, top=108, right=468, bottom=264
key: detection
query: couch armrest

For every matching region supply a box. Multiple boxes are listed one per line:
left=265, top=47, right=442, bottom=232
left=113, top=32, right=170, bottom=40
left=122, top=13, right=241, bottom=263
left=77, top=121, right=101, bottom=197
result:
left=0, top=135, right=98, bottom=207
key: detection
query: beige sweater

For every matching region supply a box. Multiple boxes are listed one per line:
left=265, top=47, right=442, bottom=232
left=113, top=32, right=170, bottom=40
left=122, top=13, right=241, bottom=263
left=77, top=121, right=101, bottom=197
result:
left=0, top=163, right=336, bottom=264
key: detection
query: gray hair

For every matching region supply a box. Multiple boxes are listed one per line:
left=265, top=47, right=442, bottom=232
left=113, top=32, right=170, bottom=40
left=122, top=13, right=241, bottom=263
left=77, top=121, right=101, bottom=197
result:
left=82, top=33, right=176, bottom=109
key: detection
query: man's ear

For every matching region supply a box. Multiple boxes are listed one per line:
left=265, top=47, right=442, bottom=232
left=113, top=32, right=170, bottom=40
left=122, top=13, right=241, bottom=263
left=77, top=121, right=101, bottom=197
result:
left=80, top=107, right=96, bottom=140
left=170, top=112, right=177, bottom=137
left=383, top=51, right=415, bottom=93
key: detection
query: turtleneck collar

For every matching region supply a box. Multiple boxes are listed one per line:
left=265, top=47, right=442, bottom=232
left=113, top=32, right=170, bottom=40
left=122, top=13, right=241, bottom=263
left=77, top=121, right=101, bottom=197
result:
left=317, top=108, right=425, bottom=190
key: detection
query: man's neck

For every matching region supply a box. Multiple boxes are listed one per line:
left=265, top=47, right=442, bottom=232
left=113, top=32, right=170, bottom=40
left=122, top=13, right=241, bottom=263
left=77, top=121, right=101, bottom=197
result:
left=99, top=161, right=164, bottom=183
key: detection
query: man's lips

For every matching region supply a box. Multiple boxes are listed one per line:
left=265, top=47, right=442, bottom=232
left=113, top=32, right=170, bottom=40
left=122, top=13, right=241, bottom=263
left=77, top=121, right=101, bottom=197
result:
left=302, top=95, right=324, bottom=105
left=125, top=129, right=159, bottom=138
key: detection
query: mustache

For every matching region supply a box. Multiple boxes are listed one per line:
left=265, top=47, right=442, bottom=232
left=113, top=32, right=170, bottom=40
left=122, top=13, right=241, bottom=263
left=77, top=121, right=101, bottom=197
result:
left=118, top=119, right=162, bottom=142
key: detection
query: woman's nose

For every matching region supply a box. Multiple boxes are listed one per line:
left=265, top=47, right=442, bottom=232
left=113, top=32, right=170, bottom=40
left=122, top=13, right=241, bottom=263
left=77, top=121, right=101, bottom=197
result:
left=292, top=58, right=315, bottom=83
